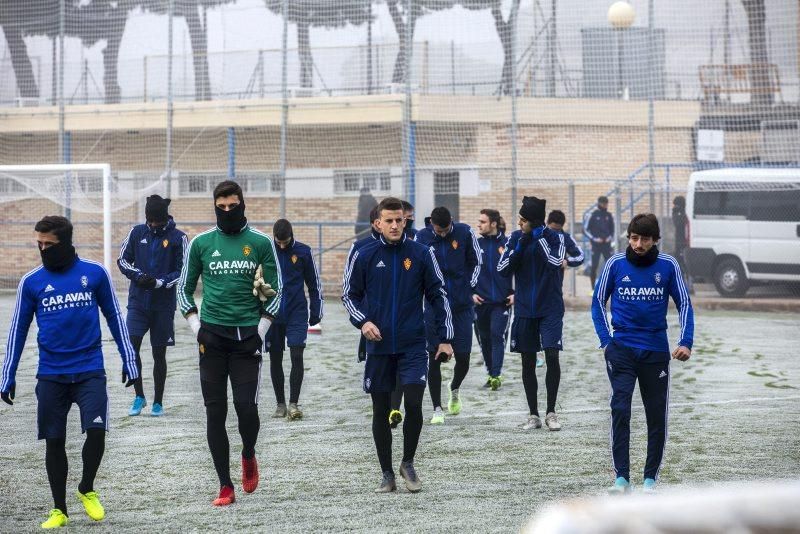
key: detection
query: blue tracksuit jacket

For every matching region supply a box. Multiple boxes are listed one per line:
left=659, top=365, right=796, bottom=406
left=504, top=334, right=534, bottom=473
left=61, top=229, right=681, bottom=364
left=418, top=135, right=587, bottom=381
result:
left=591, top=251, right=694, bottom=353
left=274, top=238, right=323, bottom=325
left=475, top=232, right=513, bottom=305
left=342, top=234, right=453, bottom=355
left=414, top=222, right=481, bottom=312
left=117, top=217, right=188, bottom=312
left=497, top=226, right=566, bottom=318
left=1, top=257, right=138, bottom=392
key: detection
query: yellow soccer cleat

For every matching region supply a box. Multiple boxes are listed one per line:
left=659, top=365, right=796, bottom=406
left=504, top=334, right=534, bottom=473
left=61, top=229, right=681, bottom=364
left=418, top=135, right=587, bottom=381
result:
left=41, top=509, right=68, bottom=529
left=77, top=490, right=105, bottom=521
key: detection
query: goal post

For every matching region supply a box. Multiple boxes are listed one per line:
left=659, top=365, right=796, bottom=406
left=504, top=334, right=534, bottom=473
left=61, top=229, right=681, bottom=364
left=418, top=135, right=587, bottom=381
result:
left=0, top=163, right=165, bottom=288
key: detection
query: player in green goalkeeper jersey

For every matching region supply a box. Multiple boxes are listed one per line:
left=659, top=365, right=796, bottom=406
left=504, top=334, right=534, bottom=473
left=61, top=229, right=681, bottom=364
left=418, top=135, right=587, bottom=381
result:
left=178, top=180, right=282, bottom=506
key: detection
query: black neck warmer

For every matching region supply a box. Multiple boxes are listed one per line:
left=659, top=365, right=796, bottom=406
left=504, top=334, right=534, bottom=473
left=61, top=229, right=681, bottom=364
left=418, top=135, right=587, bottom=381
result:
left=215, top=201, right=247, bottom=234
left=626, top=244, right=659, bottom=267
left=41, top=242, right=77, bottom=272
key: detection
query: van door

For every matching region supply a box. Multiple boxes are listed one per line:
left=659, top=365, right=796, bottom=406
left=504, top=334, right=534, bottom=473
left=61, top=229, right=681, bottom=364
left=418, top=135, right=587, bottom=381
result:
left=748, top=186, right=800, bottom=281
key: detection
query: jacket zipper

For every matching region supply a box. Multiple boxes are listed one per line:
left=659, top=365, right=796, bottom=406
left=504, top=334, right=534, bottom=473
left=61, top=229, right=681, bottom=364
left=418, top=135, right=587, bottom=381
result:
left=489, top=237, right=496, bottom=302
left=391, top=249, right=398, bottom=354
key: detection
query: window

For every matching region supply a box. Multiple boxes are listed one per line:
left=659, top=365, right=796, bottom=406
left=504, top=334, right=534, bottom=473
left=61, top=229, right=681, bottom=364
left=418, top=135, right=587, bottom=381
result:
left=238, top=173, right=282, bottom=195
left=749, top=189, right=800, bottom=222
left=694, top=189, right=749, bottom=218
left=434, top=171, right=460, bottom=194
left=0, top=177, right=27, bottom=194
left=179, top=173, right=222, bottom=195
left=333, top=169, right=391, bottom=195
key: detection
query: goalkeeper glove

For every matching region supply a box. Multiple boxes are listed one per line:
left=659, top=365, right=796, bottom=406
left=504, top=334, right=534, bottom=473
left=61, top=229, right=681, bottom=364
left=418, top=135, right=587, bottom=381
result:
left=186, top=313, right=201, bottom=336
left=253, top=265, right=277, bottom=301
left=1, top=385, right=15, bottom=406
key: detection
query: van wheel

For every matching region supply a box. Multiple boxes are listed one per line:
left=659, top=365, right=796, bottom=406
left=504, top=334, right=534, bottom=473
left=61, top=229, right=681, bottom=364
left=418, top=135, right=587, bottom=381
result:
left=713, top=258, right=749, bottom=297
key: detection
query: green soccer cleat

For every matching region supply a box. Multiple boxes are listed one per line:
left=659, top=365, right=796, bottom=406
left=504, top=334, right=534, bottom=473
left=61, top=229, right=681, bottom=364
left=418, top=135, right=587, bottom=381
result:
left=489, top=376, right=502, bottom=391
left=77, top=490, right=105, bottom=521
left=483, top=376, right=492, bottom=389
left=608, top=477, right=631, bottom=495
left=430, top=407, right=445, bottom=425
left=388, top=409, right=403, bottom=429
left=41, top=509, right=68, bottom=529
left=447, top=385, right=462, bottom=415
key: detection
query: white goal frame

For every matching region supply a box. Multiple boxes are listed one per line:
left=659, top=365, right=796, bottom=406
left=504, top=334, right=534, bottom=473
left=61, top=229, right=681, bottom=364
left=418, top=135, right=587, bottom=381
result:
left=0, top=163, right=113, bottom=271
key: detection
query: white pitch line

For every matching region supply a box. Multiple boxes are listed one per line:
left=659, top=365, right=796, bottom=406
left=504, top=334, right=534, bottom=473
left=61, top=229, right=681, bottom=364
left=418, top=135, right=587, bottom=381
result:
left=260, top=394, right=800, bottom=432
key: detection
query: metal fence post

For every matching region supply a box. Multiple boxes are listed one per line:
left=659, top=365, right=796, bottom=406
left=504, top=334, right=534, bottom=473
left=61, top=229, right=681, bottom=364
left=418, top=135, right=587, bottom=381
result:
left=402, top=0, right=414, bottom=202
left=166, top=0, right=174, bottom=197
left=279, top=0, right=289, bottom=218
left=647, top=0, right=656, bottom=212
left=569, top=180, right=576, bottom=297
left=510, top=3, right=519, bottom=217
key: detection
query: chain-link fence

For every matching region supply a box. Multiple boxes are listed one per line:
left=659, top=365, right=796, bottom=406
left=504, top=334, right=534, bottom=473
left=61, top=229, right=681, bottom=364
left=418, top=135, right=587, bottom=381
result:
left=0, top=0, right=797, bottom=289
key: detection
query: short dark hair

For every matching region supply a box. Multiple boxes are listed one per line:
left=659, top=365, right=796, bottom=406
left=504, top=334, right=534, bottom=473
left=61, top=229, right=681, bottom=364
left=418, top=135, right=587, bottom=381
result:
left=369, top=205, right=379, bottom=223
left=35, top=215, right=73, bottom=245
left=598, top=196, right=609, bottom=204
left=430, top=206, right=452, bottom=228
left=673, top=195, right=686, bottom=208
left=273, top=219, right=293, bottom=241
left=401, top=200, right=414, bottom=213
left=627, top=213, right=660, bottom=241
left=213, top=180, right=244, bottom=202
left=547, top=210, right=566, bottom=225
left=376, top=197, right=403, bottom=217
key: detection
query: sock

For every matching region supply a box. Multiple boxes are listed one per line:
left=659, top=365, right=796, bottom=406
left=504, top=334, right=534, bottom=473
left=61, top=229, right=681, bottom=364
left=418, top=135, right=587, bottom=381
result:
left=521, top=352, right=539, bottom=416
left=45, top=438, right=68, bottom=515
left=269, top=350, right=285, bottom=405
left=545, top=348, right=561, bottom=414
left=130, top=336, right=145, bottom=398
left=427, top=352, right=442, bottom=409
left=152, top=346, right=167, bottom=405
left=205, top=399, right=233, bottom=487
left=401, top=384, right=425, bottom=463
left=288, top=346, right=304, bottom=404
left=77, top=429, right=105, bottom=495
left=371, top=392, right=393, bottom=473
left=234, top=401, right=260, bottom=459
left=450, top=352, right=470, bottom=390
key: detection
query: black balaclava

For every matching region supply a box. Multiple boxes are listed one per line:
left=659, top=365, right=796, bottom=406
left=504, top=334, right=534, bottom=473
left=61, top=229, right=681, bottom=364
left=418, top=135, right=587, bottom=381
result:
left=146, top=195, right=171, bottom=226
left=519, top=196, right=546, bottom=227
left=41, top=241, right=76, bottom=272
left=215, top=198, right=247, bottom=234
left=626, top=244, right=659, bottom=267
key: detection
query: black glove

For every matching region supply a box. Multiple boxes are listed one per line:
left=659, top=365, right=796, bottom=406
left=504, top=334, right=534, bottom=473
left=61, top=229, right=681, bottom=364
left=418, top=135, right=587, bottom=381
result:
left=136, top=274, right=157, bottom=289
left=309, top=316, right=321, bottom=327
left=1, top=385, right=15, bottom=406
left=122, top=360, right=141, bottom=388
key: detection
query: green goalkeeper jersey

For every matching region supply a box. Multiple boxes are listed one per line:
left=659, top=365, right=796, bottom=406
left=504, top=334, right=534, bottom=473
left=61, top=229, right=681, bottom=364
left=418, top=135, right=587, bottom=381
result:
left=178, top=225, right=282, bottom=326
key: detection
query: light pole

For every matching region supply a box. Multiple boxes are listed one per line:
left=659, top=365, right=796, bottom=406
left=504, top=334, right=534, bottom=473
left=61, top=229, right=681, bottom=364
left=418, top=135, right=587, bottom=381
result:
left=607, top=1, right=635, bottom=99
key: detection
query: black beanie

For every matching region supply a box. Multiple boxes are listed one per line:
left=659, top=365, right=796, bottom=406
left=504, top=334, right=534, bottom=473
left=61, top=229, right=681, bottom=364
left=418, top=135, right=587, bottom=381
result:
left=430, top=206, right=452, bottom=228
left=519, top=196, right=546, bottom=225
left=145, top=195, right=170, bottom=223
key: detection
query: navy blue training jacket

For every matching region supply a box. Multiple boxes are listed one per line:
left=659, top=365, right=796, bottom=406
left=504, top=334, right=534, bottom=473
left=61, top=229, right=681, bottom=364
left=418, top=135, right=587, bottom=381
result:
left=498, top=226, right=566, bottom=318
left=475, top=232, right=513, bottom=305
left=342, top=234, right=453, bottom=355
left=117, top=217, right=188, bottom=312
left=414, top=222, right=481, bottom=312
left=274, top=238, right=323, bottom=325
left=584, top=208, right=615, bottom=242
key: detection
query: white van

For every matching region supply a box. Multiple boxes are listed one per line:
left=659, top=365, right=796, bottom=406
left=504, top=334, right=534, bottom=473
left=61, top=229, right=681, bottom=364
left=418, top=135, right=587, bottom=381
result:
left=685, top=168, right=800, bottom=297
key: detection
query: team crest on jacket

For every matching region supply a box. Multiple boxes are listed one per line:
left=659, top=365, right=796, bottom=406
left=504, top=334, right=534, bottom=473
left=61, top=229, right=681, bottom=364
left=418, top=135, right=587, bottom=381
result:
left=403, top=258, right=412, bottom=271
left=162, top=239, right=169, bottom=248
left=80, top=275, right=88, bottom=288
left=654, top=272, right=662, bottom=284
left=242, top=245, right=252, bottom=257
left=451, top=240, right=458, bottom=250
left=291, top=254, right=298, bottom=264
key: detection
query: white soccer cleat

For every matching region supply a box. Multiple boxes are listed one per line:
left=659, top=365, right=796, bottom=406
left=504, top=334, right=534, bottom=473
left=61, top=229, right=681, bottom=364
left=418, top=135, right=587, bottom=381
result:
left=545, top=412, right=561, bottom=431
left=521, top=415, right=542, bottom=430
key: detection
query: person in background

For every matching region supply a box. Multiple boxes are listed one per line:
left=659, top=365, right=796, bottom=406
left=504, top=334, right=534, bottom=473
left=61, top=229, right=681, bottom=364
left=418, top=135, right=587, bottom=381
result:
left=585, top=195, right=615, bottom=290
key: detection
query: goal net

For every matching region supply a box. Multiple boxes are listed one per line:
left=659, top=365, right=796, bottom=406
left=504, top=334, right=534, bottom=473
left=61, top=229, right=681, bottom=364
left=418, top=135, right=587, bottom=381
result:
left=0, top=164, right=165, bottom=288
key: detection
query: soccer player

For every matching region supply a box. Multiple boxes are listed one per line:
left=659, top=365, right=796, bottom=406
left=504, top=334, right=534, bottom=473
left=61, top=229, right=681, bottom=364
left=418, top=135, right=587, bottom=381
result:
left=585, top=195, right=615, bottom=289
left=401, top=199, right=417, bottom=239
left=671, top=196, right=692, bottom=292
left=415, top=206, right=481, bottom=424
left=117, top=194, right=188, bottom=417
left=498, top=196, right=566, bottom=431
left=1, top=216, right=139, bottom=529
left=342, top=197, right=453, bottom=493
left=591, top=213, right=693, bottom=494
left=346, top=205, right=381, bottom=364
left=267, top=219, right=322, bottom=421
left=473, top=209, right=513, bottom=390
left=178, top=180, right=282, bottom=506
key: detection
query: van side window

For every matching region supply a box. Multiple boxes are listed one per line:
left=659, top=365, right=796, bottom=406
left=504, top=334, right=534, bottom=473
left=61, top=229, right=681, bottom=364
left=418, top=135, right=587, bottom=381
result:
left=750, top=189, right=800, bottom=222
left=694, top=190, right=749, bottom=218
